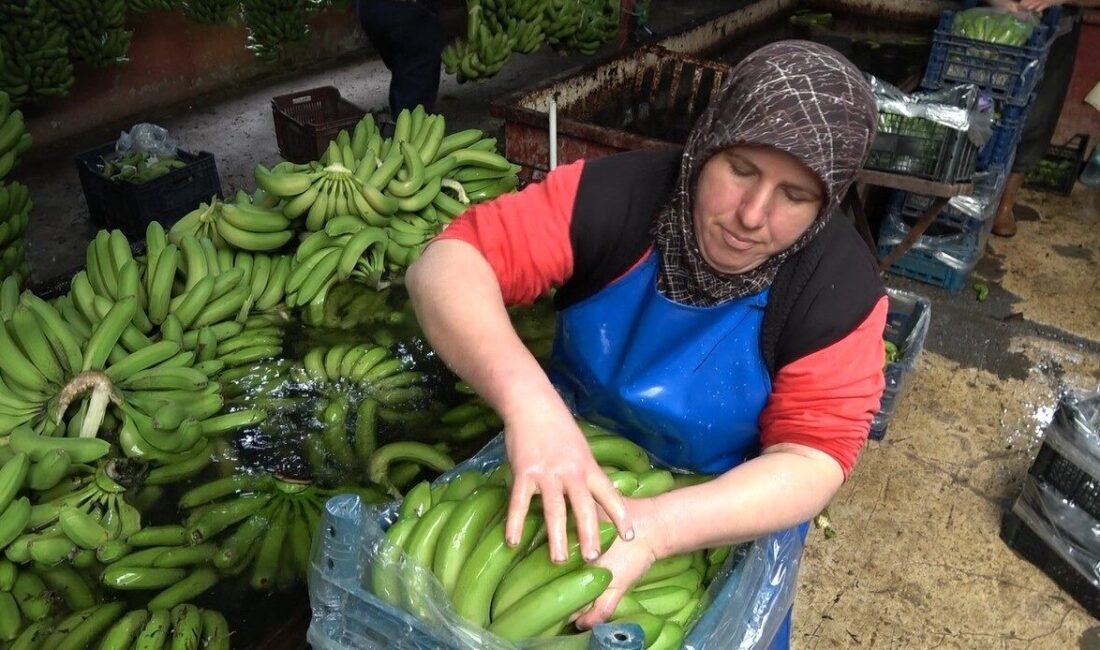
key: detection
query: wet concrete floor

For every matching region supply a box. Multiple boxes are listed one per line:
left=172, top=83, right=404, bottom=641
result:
left=8, top=1, right=1100, bottom=647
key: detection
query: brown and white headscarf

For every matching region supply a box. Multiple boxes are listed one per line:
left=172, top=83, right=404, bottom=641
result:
left=653, top=40, right=878, bottom=306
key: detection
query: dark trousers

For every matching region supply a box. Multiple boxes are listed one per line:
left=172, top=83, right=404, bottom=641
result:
left=357, top=0, right=443, bottom=116
left=1013, top=19, right=1081, bottom=172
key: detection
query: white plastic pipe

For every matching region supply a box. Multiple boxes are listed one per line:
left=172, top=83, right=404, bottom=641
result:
left=549, top=99, right=558, bottom=171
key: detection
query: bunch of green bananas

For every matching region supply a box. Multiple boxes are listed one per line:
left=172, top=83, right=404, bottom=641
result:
left=256, top=107, right=518, bottom=316
left=438, top=392, right=502, bottom=445
left=180, top=0, right=238, bottom=24
left=544, top=0, right=619, bottom=54
left=239, top=0, right=315, bottom=63
left=169, top=194, right=296, bottom=252
left=48, top=0, right=132, bottom=68
left=374, top=430, right=722, bottom=647
left=442, top=0, right=549, bottom=81
left=0, top=0, right=74, bottom=106
left=300, top=281, right=407, bottom=330
left=0, top=559, right=108, bottom=642
left=126, top=0, right=175, bottom=13
left=175, top=473, right=382, bottom=591
left=0, top=92, right=34, bottom=182
left=3, top=461, right=148, bottom=572
left=0, top=177, right=31, bottom=284
left=99, top=151, right=187, bottom=185
left=207, top=312, right=287, bottom=370
left=21, top=604, right=233, bottom=650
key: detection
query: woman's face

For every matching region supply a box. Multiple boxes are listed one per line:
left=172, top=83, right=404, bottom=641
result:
left=692, top=145, right=826, bottom=275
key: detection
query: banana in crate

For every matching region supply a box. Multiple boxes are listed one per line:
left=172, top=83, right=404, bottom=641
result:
left=254, top=106, right=519, bottom=317
left=370, top=423, right=729, bottom=648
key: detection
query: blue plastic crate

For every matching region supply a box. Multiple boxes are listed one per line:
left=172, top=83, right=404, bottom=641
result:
left=922, top=10, right=1052, bottom=107
left=877, top=212, right=987, bottom=292
left=871, top=289, right=932, bottom=440
left=307, top=436, right=804, bottom=650
left=977, top=105, right=1026, bottom=170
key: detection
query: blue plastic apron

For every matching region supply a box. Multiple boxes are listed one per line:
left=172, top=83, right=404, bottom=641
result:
left=550, top=252, right=798, bottom=648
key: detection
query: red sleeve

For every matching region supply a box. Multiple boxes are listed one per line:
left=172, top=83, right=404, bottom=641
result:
left=432, top=160, right=583, bottom=306
left=758, top=296, right=889, bottom=479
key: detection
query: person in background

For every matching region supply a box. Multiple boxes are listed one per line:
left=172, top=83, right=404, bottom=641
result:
left=356, top=0, right=443, bottom=118
left=407, top=41, right=887, bottom=648
left=990, top=0, right=1093, bottom=236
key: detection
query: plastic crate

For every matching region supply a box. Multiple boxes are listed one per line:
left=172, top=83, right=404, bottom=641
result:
left=889, top=163, right=1010, bottom=233
left=922, top=10, right=1053, bottom=107
left=976, top=105, right=1025, bottom=171
left=870, top=289, right=931, bottom=440
left=1000, top=507, right=1100, bottom=620
left=865, top=111, right=979, bottom=183
left=1026, top=391, right=1100, bottom=520
left=877, top=212, right=988, bottom=292
left=1024, top=134, right=1089, bottom=196
left=272, top=86, right=368, bottom=164
left=307, top=436, right=803, bottom=650
left=74, top=143, right=222, bottom=240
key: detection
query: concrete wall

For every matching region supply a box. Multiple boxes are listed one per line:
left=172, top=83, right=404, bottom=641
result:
left=24, top=5, right=368, bottom=150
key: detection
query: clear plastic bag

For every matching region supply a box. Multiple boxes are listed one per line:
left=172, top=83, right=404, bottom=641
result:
left=877, top=211, right=985, bottom=271
left=115, top=122, right=179, bottom=158
left=308, top=435, right=804, bottom=650
left=867, top=75, right=993, bottom=148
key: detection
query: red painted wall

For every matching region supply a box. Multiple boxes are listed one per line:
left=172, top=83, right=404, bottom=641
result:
left=24, top=6, right=366, bottom=149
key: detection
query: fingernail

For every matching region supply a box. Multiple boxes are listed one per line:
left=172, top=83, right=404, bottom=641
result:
left=584, top=549, right=599, bottom=562
left=624, top=528, right=635, bottom=541
left=506, top=536, right=516, bottom=546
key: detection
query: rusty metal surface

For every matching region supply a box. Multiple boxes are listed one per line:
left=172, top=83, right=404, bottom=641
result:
left=810, top=0, right=949, bottom=23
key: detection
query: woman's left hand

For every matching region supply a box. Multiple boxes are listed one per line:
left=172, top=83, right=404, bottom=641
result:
left=574, top=497, right=669, bottom=629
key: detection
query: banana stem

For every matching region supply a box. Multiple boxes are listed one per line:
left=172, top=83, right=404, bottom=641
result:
left=55, top=371, right=119, bottom=428
left=80, top=380, right=115, bottom=439
left=441, top=179, right=469, bottom=205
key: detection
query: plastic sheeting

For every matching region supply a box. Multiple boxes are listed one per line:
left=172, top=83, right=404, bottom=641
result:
left=307, top=435, right=805, bottom=650
left=867, top=76, right=993, bottom=147
left=1012, top=391, right=1100, bottom=590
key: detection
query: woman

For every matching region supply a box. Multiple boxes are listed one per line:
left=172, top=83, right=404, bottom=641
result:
left=407, top=41, right=887, bottom=646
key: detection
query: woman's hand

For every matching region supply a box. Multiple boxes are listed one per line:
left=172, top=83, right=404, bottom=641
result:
left=1018, top=0, right=1062, bottom=11
left=574, top=497, right=668, bottom=629
left=503, top=398, right=633, bottom=565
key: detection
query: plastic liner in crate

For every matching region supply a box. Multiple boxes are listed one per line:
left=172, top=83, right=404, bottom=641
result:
left=864, top=79, right=989, bottom=183
left=307, top=436, right=803, bottom=650
left=976, top=105, right=1025, bottom=171
left=1024, top=134, right=1089, bottom=196
left=877, top=211, right=988, bottom=292
left=74, top=143, right=222, bottom=239
left=888, top=162, right=1011, bottom=233
left=1001, top=507, right=1100, bottom=619
left=870, top=288, right=931, bottom=440
left=1026, top=391, right=1100, bottom=521
left=272, top=86, right=368, bottom=164
left=921, top=9, right=1053, bottom=107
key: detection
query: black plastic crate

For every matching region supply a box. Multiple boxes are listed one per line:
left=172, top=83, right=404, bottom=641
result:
left=1001, top=508, right=1100, bottom=619
left=271, top=86, right=368, bottom=164
left=1024, top=134, right=1089, bottom=196
left=889, top=164, right=1010, bottom=233
left=871, top=289, right=931, bottom=440
left=1029, top=443, right=1100, bottom=521
left=74, top=143, right=222, bottom=240
left=865, top=111, right=979, bottom=183
left=922, top=10, right=1053, bottom=107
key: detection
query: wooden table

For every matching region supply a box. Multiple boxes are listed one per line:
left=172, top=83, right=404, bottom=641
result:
left=847, top=170, right=974, bottom=272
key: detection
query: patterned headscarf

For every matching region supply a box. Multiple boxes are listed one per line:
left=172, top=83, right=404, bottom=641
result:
left=653, top=40, right=878, bottom=306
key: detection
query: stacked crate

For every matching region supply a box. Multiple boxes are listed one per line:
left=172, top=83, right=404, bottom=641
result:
left=876, top=5, right=1060, bottom=291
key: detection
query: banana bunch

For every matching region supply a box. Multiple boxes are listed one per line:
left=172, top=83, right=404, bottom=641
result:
left=0, top=0, right=74, bottom=106
left=443, top=1, right=514, bottom=83
left=239, top=0, right=315, bottom=63
left=284, top=222, right=388, bottom=317
left=0, top=182, right=31, bottom=259
left=544, top=0, right=619, bottom=54
left=0, top=560, right=108, bottom=642
left=14, top=604, right=234, bottom=650
left=438, top=393, right=502, bottom=445
left=169, top=195, right=296, bottom=252
left=48, top=0, right=132, bottom=68
left=5, top=462, right=145, bottom=571
left=301, top=281, right=407, bottom=330
left=0, top=237, right=28, bottom=284
left=510, top=297, right=556, bottom=360
left=480, top=0, right=546, bottom=55
left=99, top=151, right=186, bottom=184
left=180, top=0, right=238, bottom=24
left=209, top=312, right=287, bottom=370
left=296, top=342, right=426, bottom=405
left=0, top=92, right=34, bottom=182
left=374, top=432, right=720, bottom=646
left=126, top=0, right=175, bottom=13
left=177, top=473, right=382, bottom=590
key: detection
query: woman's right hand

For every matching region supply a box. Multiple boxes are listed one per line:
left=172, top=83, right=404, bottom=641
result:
left=502, top=397, right=634, bottom=565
